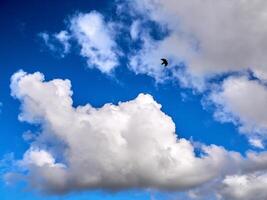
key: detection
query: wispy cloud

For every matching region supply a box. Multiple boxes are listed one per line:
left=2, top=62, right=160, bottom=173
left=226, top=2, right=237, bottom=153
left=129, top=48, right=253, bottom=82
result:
left=39, top=31, right=71, bottom=57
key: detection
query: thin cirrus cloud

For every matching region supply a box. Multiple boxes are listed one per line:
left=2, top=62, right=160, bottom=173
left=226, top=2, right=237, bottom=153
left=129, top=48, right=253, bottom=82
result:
left=6, top=70, right=267, bottom=200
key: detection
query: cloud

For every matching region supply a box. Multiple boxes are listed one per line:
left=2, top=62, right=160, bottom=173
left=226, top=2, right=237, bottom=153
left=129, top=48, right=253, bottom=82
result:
left=219, top=173, right=267, bottom=200
left=8, top=71, right=267, bottom=199
left=39, top=11, right=120, bottom=74
left=39, top=32, right=56, bottom=51
left=39, top=31, right=71, bottom=57
left=70, top=11, right=120, bottom=73
left=129, top=31, right=194, bottom=83
left=187, top=150, right=267, bottom=199
left=54, top=31, right=71, bottom=54
left=207, top=76, right=267, bottom=147
left=8, top=70, right=246, bottom=194
left=124, top=0, right=267, bottom=81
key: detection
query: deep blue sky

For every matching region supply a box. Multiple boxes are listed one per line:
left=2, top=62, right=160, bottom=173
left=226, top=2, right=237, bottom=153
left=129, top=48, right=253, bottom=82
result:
left=0, top=1, right=252, bottom=199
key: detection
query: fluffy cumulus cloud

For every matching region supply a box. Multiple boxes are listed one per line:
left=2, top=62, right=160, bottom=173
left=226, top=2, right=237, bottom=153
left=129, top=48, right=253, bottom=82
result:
left=8, top=70, right=250, bottom=194
left=8, top=70, right=267, bottom=199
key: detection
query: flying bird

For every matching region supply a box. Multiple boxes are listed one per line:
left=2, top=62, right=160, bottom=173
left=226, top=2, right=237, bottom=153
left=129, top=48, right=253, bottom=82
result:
left=161, top=58, right=168, bottom=67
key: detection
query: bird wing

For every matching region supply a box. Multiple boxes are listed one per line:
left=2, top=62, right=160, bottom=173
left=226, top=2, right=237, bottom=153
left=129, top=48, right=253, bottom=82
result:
left=161, top=58, right=168, bottom=66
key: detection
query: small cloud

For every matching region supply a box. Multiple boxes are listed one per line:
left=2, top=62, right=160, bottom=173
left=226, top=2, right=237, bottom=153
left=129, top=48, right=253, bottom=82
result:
left=39, top=32, right=56, bottom=51
left=249, top=138, right=264, bottom=149
left=39, top=31, right=71, bottom=57
left=70, top=11, right=120, bottom=73
left=130, top=20, right=141, bottom=40
left=39, top=11, right=120, bottom=74
left=54, top=30, right=71, bottom=54
left=22, top=131, right=36, bottom=142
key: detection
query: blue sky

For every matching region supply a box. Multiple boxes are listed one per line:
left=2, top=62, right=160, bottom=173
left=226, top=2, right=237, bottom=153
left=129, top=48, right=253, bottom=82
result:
left=1, top=1, right=267, bottom=200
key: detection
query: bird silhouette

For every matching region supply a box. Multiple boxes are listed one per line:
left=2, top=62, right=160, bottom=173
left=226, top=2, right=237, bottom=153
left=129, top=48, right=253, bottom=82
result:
left=161, top=58, right=168, bottom=67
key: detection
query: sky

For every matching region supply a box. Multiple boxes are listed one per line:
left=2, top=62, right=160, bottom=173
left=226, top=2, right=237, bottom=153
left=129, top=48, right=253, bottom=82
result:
left=1, top=0, right=267, bottom=199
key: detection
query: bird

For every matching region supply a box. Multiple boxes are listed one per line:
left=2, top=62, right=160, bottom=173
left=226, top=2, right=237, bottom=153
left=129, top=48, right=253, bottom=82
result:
left=161, top=58, right=168, bottom=67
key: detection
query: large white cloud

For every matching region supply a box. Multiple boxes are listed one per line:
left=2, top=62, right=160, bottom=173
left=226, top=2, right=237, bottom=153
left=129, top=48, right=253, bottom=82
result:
left=8, top=70, right=246, bottom=194
left=9, top=71, right=267, bottom=200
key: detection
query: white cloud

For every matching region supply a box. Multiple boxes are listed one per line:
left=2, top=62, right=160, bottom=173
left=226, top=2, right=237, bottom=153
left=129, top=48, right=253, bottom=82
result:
left=54, top=30, right=71, bottom=54
left=20, top=148, right=65, bottom=168
left=8, top=70, right=245, bottom=194
left=39, top=31, right=71, bottom=57
left=129, top=31, right=195, bottom=83
left=207, top=76, right=267, bottom=147
left=249, top=138, right=264, bottom=149
left=130, top=20, right=141, bottom=40
left=38, top=31, right=71, bottom=57
left=40, top=11, right=119, bottom=73
left=70, top=11, right=119, bottom=73
left=9, top=70, right=267, bottom=199
left=219, top=173, right=267, bottom=200
left=39, top=32, right=56, bottom=52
